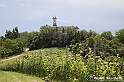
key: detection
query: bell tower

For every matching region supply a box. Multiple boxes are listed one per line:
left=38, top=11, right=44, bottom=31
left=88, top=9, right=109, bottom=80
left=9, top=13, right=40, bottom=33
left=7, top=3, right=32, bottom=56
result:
left=52, top=15, right=57, bottom=26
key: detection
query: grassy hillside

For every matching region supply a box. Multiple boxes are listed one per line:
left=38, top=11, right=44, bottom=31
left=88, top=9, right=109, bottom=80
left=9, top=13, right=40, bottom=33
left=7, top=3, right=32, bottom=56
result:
left=0, top=48, right=123, bottom=82
left=27, top=47, right=67, bottom=56
left=0, top=47, right=67, bottom=63
left=0, top=71, right=44, bottom=82
left=0, top=48, right=68, bottom=82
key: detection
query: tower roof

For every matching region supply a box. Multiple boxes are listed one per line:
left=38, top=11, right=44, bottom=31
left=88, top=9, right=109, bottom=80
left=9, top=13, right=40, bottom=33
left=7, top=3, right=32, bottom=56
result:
left=52, top=15, right=57, bottom=19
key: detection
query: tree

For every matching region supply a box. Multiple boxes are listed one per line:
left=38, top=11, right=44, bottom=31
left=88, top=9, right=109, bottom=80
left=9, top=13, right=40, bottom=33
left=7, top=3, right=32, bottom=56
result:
left=27, top=31, right=38, bottom=48
left=12, top=27, right=20, bottom=39
left=80, top=30, right=88, bottom=41
left=115, top=28, right=124, bottom=44
left=0, top=46, right=10, bottom=58
left=101, top=31, right=113, bottom=40
left=3, top=39, right=20, bottom=55
left=87, top=30, right=97, bottom=38
left=16, top=37, right=25, bottom=52
left=29, top=26, right=78, bottom=50
left=5, top=27, right=20, bottom=39
left=20, top=31, right=29, bottom=47
left=5, top=30, right=13, bottom=39
left=0, top=37, right=3, bottom=46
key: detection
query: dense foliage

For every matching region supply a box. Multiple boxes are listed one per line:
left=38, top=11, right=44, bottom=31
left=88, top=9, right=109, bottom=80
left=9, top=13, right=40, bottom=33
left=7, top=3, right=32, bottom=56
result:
left=1, top=26, right=124, bottom=59
left=0, top=27, right=24, bottom=58
left=5, top=27, right=20, bottom=39
left=0, top=48, right=123, bottom=82
left=69, top=31, right=124, bottom=58
left=29, top=26, right=80, bottom=50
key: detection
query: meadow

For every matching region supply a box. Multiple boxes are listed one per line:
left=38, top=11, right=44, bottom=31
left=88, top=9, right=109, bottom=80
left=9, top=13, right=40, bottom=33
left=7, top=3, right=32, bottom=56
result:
left=0, top=71, right=44, bottom=82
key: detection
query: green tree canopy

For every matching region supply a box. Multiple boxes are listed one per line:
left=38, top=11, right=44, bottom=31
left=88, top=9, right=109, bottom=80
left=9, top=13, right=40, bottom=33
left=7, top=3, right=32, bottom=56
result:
left=101, top=31, right=113, bottom=40
left=115, top=28, right=124, bottom=44
left=5, top=27, right=20, bottom=39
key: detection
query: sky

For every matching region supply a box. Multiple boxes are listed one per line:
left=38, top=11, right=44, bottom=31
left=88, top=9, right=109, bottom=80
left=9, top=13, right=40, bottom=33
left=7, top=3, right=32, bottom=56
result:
left=0, top=0, right=124, bottom=36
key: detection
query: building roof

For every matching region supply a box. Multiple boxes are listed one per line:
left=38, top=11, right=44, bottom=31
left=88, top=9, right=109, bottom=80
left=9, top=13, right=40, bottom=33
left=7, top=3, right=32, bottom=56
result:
left=42, top=25, right=79, bottom=30
left=57, top=26, right=79, bottom=30
left=52, top=15, right=57, bottom=19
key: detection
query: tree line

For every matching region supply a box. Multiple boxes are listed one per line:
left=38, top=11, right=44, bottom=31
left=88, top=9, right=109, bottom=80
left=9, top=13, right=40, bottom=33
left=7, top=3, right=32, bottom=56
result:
left=69, top=30, right=124, bottom=58
left=0, top=26, right=124, bottom=58
left=0, top=27, right=25, bottom=58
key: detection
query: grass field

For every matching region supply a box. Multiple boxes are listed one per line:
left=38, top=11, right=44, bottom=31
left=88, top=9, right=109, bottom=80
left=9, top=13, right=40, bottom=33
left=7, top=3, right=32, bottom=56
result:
left=0, top=71, right=44, bottom=82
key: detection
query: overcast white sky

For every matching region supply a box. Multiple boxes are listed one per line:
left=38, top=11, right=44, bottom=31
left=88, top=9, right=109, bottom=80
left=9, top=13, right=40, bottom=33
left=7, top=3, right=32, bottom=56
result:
left=0, top=0, right=124, bottom=36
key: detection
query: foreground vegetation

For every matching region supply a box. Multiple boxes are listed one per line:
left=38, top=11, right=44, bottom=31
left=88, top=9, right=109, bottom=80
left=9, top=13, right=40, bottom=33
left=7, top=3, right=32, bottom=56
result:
left=0, top=48, right=123, bottom=82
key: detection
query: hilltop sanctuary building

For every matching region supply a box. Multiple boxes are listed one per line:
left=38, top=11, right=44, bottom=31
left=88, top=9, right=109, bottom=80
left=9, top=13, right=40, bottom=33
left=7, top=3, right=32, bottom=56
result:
left=41, top=16, right=79, bottom=30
